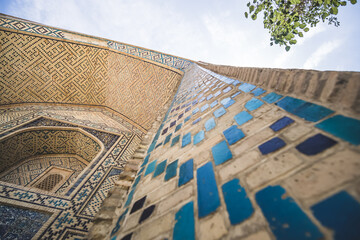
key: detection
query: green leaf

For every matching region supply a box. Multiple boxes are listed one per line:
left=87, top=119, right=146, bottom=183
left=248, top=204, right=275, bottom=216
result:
left=249, top=5, right=255, bottom=13
left=330, top=7, right=339, bottom=15
left=350, top=0, right=357, bottom=4
left=304, top=27, right=310, bottom=32
left=285, top=46, right=291, bottom=51
left=247, top=2, right=250, bottom=7
left=300, top=23, right=306, bottom=29
left=289, top=39, right=297, bottom=45
left=245, top=12, right=249, bottom=18
left=251, top=14, right=257, bottom=20
left=299, top=32, right=304, bottom=37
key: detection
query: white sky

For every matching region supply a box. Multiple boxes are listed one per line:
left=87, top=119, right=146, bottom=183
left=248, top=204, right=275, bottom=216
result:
left=1, top=0, right=359, bottom=71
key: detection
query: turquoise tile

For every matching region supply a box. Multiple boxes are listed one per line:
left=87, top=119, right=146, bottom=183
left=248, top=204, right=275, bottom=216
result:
left=178, top=159, right=193, bottom=186
left=144, top=160, right=157, bottom=176
left=205, top=118, right=216, bottom=131
left=245, top=98, right=264, bottom=111
left=211, top=140, right=233, bottom=165
left=194, top=130, right=205, bottom=145
left=238, top=83, right=256, bottom=92
left=234, top=111, right=253, bottom=126
left=184, top=116, right=191, bottom=123
left=153, top=159, right=167, bottom=178
left=164, top=160, right=178, bottom=181
left=276, top=96, right=334, bottom=122
left=171, top=135, right=180, bottom=147
left=221, top=97, right=235, bottom=108
left=252, top=88, right=266, bottom=96
left=173, top=201, right=195, bottom=240
left=223, top=125, right=245, bottom=145
left=316, top=115, right=360, bottom=145
left=261, top=92, right=283, bottom=103
left=192, top=108, right=199, bottom=115
left=231, top=91, right=241, bottom=98
left=222, top=179, right=254, bottom=225
left=210, top=100, right=218, bottom=108
left=124, top=189, right=135, bottom=207
left=164, top=133, right=172, bottom=145
left=141, top=154, right=150, bottom=167
left=182, top=133, right=192, bottom=148
left=256, top=185, right=323, bottom=240
left=197, top=162, right=220, bottom=217
left=192, top=117, right=201, bottom=124
left=311, top=191, right=360, bottom=240
left=175, top=123, right=183, bottom=132
left=201, top=104, right=209, bottom=112
left=132, top=175, right=141, bottom=189
left=214, top=107, right=226, bottom=118
left=206, top=94, right=213, bottom=100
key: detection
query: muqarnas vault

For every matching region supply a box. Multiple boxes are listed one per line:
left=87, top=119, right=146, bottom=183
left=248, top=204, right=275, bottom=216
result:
left=1, top=13, right=360, bottom=240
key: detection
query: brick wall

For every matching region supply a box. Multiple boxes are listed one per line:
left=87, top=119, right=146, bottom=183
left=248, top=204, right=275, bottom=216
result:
left=100, top=63, right=360, bottom=240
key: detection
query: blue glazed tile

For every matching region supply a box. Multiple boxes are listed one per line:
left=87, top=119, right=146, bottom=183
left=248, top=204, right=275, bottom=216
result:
left=214, top=107, right=226, bottom=118
left=261, top=92, right=283, bottom=103
left=199, top=97, right=206, bottom=103
left=238, top=83, right=256, bottom=92
left=144, top=160, right=157, bottom=176
left=270, top=116, right=295, bottom=132
left=178, top=113, right=184, bottom=119
left=222, top=179, right=254, bottom=225
left=205, top=118, right=216, bottom=132
left=234, top=111, right=253, bottom=126
left=276, top=96, right=334, bottom=122
left=132, top=175, right=141, bottom=189
left=296, top=133, right=337, bottom=155
left=155, top=142, right=162, bottom=149
left=165, top=160, right=178, bottom=181
left=214, top=90, right=222, bottom=97
left=223, top=125, right=245, bottom=145
left=162, top=128, right=168, bottom=135
left=170, top=121, right=177, bottom=128
left=182, top=133, right=192, bottom=148
left=110, top=209, right=129, bottom=236
left=201, top=104, right=209, bottom=112
left=192, top=108, right=199, bottom=115
left=206, top=94, right=213, bottom=100
left=210, top=100, right=218, bottom=108
left=258, top=137, right=286, bottom=155
left=173, top=201, right=195, bottom=240
left=121, top=233, right=133, bottom=240
left=232, top=80, right=241, bottom=86
left=223, top=86, right=232, bottom=93
left=164, top=133, right=172, bottom=145
left=311, top=191, right=360, bottom=240
left=194, top=130, right=205, bottom=145
left=178, top=159, right=194, bottom=187
left=256, top=185, right=323, bottom=240
left=211, top=140, right=233, bottom=165
left=130, top=196, right=146, bottom=214
left=141, top=154, right=150, bottom=167
left=221, top=97, right=235, bottom=108
left=139, top=205, right=156, bottom=223
left=175, top=123, right=183, bottom=132
left=192, top=100, right=198, bottom=105
left=185, top=106, right=191, bottom=113
left=171, top=135, right=180, bottom=147
left=245, top=98, right=264, bottom=111
left=184, top=116, right=191, bottom=123
left=137, top=166, right=145, bottom=176
left=231, top=91, right=241, bottom=98
left=124, top=189, right=135, bottom=207
left=197, top=162, right=221, bottom=217
left=316, top=115, right=360, bottom=145
left=153, top=159, right=167, bottom=178
left=192, top=117, right=201, bottom=125
left=251, top=88, right=266, bottom=96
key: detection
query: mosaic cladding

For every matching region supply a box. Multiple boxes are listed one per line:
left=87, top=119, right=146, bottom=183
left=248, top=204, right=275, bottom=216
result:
left=110, top=63, right=360, bottom=240
left=0, top=116, right=141, bottom=239
left=0, top=22, right=183, bottom=130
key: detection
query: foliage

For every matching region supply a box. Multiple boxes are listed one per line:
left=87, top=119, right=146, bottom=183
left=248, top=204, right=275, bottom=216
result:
left=245, top=0, right=358, bottom=51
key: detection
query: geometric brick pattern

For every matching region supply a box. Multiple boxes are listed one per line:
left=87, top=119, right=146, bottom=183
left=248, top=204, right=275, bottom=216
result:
left=0, top=128, right=102, bottom=174
left=0, top=29, right=183, bottom=130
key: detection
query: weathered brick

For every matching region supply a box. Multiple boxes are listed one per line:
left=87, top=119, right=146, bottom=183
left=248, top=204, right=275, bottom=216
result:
left=199, top=213, right=228, bottom=240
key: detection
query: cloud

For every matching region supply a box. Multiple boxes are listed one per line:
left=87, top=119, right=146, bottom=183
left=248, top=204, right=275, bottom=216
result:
left=303, top=40, right=343, bottom=69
